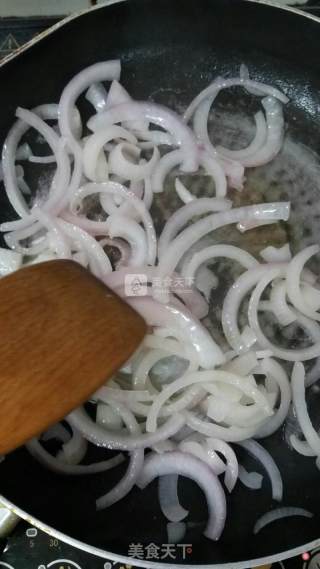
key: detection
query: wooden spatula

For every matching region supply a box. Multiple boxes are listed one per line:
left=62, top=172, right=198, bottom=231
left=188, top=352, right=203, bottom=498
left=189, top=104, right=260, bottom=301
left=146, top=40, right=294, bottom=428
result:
left=0, top=259, right=146, bottom=454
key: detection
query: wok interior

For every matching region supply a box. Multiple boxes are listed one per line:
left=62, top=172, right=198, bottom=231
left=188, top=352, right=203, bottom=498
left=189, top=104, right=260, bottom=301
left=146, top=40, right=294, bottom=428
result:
left=0, top=0, right=320, bottom=564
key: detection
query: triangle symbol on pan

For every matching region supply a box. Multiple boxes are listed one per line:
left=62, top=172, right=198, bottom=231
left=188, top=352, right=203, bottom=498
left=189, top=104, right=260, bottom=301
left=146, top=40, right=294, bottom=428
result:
left=0, top=34, right=19, bottom=54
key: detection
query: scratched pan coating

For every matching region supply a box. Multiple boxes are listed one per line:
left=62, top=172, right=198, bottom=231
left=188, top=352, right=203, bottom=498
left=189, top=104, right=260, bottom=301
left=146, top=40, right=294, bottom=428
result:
left=0, top=0, right=320, bottom=566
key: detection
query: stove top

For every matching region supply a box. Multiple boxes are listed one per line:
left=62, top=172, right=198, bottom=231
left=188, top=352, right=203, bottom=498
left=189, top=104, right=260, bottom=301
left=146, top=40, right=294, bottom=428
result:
left=0, top=517, right=319, bottom=569
left=0, top=2, right=320, bottom=569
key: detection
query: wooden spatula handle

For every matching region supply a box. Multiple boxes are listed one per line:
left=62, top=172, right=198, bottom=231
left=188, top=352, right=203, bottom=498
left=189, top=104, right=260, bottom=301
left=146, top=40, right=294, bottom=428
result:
left=0, top=260, right=146, bottom=454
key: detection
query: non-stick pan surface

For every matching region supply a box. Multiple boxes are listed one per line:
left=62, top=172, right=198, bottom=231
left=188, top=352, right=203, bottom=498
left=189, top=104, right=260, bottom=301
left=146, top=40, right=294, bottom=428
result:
left=0, top=0, right=320, bottom=566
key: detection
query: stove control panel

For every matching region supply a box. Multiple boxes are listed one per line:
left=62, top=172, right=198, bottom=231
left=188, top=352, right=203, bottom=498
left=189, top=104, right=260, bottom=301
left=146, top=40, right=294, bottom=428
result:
left=0, top=522, right=134, bottom=569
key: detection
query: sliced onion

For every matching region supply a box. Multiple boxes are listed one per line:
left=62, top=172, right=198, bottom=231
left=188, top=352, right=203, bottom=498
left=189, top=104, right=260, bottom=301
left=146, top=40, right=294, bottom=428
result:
left=129, top=297, right=225, bottom=369
left=34, top=207, right=71, bottom=259
left=254, top=507, right=313, bottom=535
left=57, top=219, right=112, bottom=277
left=269, top=280, right=296, bottom=326
left=291, top=362, right=320, bottom=456
left=29, top=154, right=56, bottom=164
left=167, top=522, right=187, bottom=544
left=88, top=102, right=198, bottom=172
left=184, top=75, right=288, bottom=124
left=56, top=426, right=87, bottom=465
left=158, top=198, right=232, bottom=259
left=2, top=104, right=56, bottom=218
left=255, top=358, right=291, bottom=438
left=290, top=435, right=316, bottom=457
left=195, top=265, right=218, bottom=301
left=158, top=474, right=189, bottom=522
left=146, top=370, right=270, bottom=434
left=260, top=244, right=292, bottom=263
left=71, top=181, right=156, bottom=265
left=26, top=438, right=124, bottom=475
left=151, top=149, right=184, bottom=194
left=138, top=451, right=226, bottom=540
left=237, top=439, right=283, bottom=501
left=237, top=97, right=284, bottom=168
left=96, top=402, right=144, bottom=510
left=206, top=438, right=238, bottom=492
left=199, top=148, right=227, bottom=197
left=106, top=80, right=149, bottom=132
left=175, top=178, right=194, bottom=204
left=15, top=107, right=71, bottom=214
left=82, top=126, right=137, bottom=181
left=58, top=60, right=121, bottom=146
left=182, top=244, right=258, bottom=281
left=178, top=440, right=226, bottom=475
left=85, top=82, right=108, bottom=113
left=223, top=352, right=258, bottom=377
left=5, top=222, right=48, bottom=256
left=67, top=406, right=185, bottom=451
left=156, top=203, right=290, bottom=301
left=238, top=465, right=263, bottom=490
left=192, top=97, right=245, bottom=190
left=109, top=142, right=159, bottom=181
left=248, top=268, right=320, bottom=361
left=0, top=247, right=22, bottom=276
left=286, top=245, right=320, bottom=321
left=301, top=283, right=320, bottom=312
left=135, top=129, right=173, bottom=147
left=96, top=402, right=124, bottom=431
left=16, top=142, right=32, bottom=161
left=217, top=111, right=267, bottom=162
left=185, top=411, right=257, bottom=442
left=41, top=423, right=71, bottom=444
left=106, top=214, right=148, bottom=267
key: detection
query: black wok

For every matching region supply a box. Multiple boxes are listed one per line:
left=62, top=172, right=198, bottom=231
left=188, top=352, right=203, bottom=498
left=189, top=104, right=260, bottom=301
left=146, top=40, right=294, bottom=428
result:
left=0, top=0, right=320, bottom=566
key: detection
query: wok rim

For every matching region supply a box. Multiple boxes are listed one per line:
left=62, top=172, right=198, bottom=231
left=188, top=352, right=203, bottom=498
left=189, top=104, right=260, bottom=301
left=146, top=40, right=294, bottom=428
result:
left=0, top=0, right=320, bottom=566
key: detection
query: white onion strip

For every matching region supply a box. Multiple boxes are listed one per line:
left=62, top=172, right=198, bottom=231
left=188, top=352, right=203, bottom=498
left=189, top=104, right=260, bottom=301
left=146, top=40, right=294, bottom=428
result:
left=237, top=439, right=283, bottom=501
left=290, top=435, right=316, bottom=457
left=248, top=268, right=320, bottom=361
left=217, top=111, right=267, bottom=162
left=70, top=181, right=156, bottom=265
left=286, top=245, right=320, bottom=322
left=67, top=406, right=185, bottom=451
left=96, top=402, right=144, bottom=510
left=58, top=60, right=121, bottom=146
left=109, top=142, right=159, bottom=181
left=237, top=97, right=284, bottom=168
left=182, top=244, right=258, bottom=281
left=151, top=149, right=184, bottom=194
left=56, top=426, right=87, bottom=465
left=82, top=126, right=137, bottom=181
left=184, top=75, right=288, bottom=124
left=146, top=370, right=271, bottom=434
left=158, top=198, right=231, bottom=259
left=88, top=102, right=198, bottom=172
left=26, top=438, right=124, bottom=475
left=129, top=297, right=225, bottom=369
left=206, top=438, right=238, bottom=492
left=291, top=362, right=320, bottom=457
left=158, top=474, right=189, bottom=522
left=138, top=451, right=226, bottom=540
left=256, top=358, right=291, bottom=438
left=253, top=507, right=313, bottom=535
left=238, top=465, right=263, bottom=490
left=156, top=203, right=290, bottom=301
